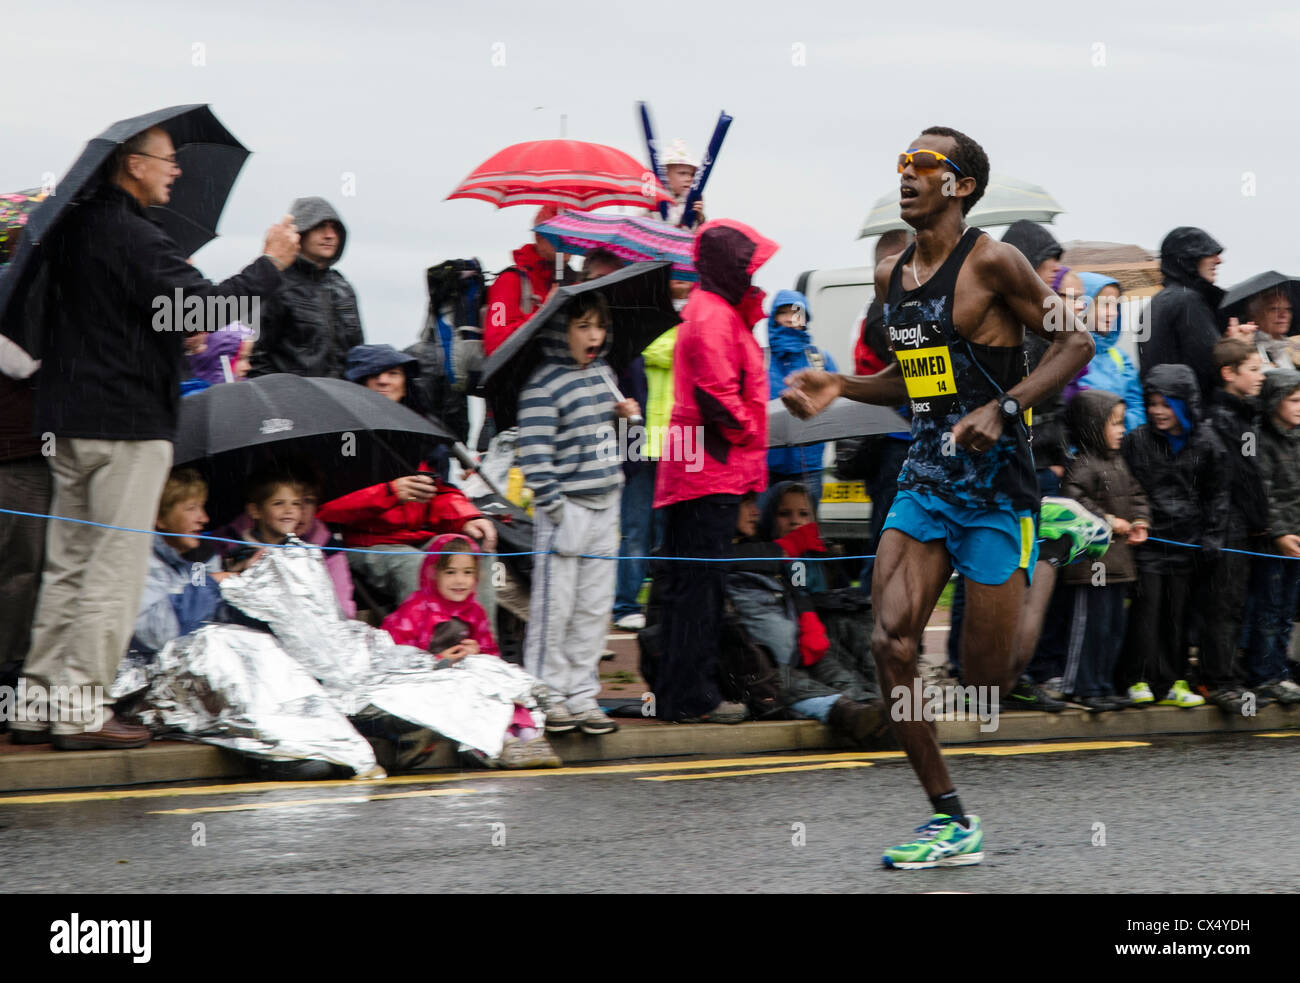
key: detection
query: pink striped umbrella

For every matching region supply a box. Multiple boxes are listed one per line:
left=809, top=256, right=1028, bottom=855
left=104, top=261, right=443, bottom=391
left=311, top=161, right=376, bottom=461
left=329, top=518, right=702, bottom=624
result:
left=447, top=140, right=672, bottom=210
left=534, top=211, right=698, bottom=281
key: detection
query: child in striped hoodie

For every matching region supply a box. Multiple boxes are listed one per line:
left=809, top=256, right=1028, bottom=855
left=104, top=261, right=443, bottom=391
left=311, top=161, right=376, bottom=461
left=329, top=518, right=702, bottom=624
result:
left=517, top=293, right=641, bottom=736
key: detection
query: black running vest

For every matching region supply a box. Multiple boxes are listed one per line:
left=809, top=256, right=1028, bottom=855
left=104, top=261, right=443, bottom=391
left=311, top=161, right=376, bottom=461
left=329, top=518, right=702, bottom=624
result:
left=883, top=227, right=1040, bottom=513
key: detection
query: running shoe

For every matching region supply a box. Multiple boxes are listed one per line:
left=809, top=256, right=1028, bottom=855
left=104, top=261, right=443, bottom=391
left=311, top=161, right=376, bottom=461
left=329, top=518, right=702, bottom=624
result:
left=881, top=814, right=984, bottom=869
left=1038, top=497, right=1113, bottom=567
left=613, top=612, right=646, bottom=631
left=576, top=707, right=619, bottom=735
left=1256, top=678, right=1300, bottom=705
left=544, top=705, right=580, bottom=734
left=1127, top=682, right=1155, bottom=705
left=1001, top=676, right=1066, bottom=713
left=1156, top=680, right=1206, bottom=708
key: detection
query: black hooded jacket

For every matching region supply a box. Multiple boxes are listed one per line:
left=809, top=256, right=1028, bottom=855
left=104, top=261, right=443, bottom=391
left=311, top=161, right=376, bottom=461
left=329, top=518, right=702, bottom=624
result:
left=1000, top=220, right=1063, bottom=272
left=1257, top=369, right=1300, bottom=547
left=1204, top=387, right=1270, bottom=541
left=34, top=183, right=281, bottom=440
left=250, top=197, right=363, bottom=379
left=1120, top=363, right=1230, bottom=572
left=1001, top=222, right=1070, bottom=470
left=1138, top=227, right=1225, bottom=401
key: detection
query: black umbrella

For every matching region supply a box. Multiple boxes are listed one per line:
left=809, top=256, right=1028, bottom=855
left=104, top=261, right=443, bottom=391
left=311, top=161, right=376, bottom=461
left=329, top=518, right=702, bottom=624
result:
left=766, top=397, right=910, bottom=448
left=1219, top=270, right=1300, bottom=329
left=0, top=104, right=250, bottom=353
left=176, top=374, right=454, bottom=523
left=480, top=261, right=679, bottom=429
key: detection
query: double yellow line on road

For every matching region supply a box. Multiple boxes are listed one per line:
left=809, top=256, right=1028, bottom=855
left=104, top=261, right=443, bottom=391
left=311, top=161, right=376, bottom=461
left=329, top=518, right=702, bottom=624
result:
left=0, top=741, right=1150, bottom=813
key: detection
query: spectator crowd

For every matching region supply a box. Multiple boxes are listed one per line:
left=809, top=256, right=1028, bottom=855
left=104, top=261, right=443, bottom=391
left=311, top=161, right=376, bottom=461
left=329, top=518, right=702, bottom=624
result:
left=1, top=122, right=1298, bottom=781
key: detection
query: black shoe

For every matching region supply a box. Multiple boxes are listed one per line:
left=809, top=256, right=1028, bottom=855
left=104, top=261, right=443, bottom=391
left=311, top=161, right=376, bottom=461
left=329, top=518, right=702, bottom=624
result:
left=252, top=758, right=335, bottom=781
left=8, top=727, right=51, bottom=745
left=1077, top=695, right=1118, bottom=713
left=827, top=697, right=885, bottom=745
left=1208, top=688, right=1252, bottom=715
left=1001, top=677, right=1067, bottom=713
left=1107, top=693, right=1135, bottom=709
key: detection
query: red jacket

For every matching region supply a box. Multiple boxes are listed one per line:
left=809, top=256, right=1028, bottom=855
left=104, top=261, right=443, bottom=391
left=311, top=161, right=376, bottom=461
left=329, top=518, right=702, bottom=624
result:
left=380, top=537, right=499, bottom=654
left=483, top=243, right=555, bottom=357
left=654, top=219, right=778, bottom=509
left=317, top=466, right=483, bottom=548
left=852, top=310, right=889, bottom=376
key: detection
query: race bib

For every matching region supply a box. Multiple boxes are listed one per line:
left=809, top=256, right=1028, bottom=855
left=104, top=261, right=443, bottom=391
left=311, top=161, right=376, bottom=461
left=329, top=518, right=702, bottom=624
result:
left=887, top=299, right=961, bottom=416
left=896, top=346, right=956, bottom=398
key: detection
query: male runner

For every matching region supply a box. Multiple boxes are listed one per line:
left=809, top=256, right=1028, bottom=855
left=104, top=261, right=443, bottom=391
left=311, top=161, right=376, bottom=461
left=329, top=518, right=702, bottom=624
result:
left=783, top=126, right=1094, bottom=869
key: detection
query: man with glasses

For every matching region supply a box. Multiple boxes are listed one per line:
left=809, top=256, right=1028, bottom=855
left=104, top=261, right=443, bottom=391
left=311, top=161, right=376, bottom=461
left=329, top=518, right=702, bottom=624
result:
left=783, top=126, right=1094, bottom=869
left=12, top=125, right=298, bottom=750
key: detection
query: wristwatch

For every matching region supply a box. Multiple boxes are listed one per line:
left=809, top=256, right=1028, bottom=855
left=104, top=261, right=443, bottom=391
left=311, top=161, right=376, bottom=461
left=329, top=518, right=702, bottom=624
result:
left=998, top=395, right=1022, bottom=423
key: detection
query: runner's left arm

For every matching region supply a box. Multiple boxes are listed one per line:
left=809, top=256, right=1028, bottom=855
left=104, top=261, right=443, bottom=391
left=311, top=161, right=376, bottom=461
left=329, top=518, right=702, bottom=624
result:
left=952, top=245, right=1093, bottom=454
left=995, top=246, right=1095, bottom=412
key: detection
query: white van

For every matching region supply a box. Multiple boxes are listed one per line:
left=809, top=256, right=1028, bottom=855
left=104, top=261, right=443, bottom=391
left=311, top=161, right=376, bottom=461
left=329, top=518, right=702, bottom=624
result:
left=791, top=264, right=879, bottom=550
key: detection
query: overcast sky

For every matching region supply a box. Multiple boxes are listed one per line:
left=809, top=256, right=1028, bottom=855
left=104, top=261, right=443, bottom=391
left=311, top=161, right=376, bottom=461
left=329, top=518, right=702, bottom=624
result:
left=5, top=0, right=1297, bottom=350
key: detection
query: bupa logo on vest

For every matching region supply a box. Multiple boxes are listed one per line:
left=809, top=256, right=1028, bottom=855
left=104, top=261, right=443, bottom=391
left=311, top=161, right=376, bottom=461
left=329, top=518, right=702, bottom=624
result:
left=259, top=418, right=294, bottom=435
left=888, top=324, right=926, bottom=349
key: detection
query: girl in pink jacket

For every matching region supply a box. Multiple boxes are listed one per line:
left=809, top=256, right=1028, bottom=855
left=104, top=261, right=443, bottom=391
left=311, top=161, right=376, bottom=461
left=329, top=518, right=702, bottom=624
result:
left=381, top=535, right=561, bottom=769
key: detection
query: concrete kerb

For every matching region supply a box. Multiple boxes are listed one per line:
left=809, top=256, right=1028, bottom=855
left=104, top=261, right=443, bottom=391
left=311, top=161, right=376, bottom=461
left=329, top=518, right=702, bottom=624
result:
left=0, top=704, right=1294, bottom=794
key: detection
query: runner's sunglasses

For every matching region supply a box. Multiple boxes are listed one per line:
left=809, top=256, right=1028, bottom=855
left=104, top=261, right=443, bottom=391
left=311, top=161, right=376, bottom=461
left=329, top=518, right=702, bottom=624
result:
left=897, top=149, right=964, bottom=175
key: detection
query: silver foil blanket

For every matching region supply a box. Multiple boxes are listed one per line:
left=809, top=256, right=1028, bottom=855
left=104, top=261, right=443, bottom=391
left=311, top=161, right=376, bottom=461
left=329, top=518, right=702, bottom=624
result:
left=218, top=539, right=538, bottom=757
left=117, top=624, right=383, bottom=777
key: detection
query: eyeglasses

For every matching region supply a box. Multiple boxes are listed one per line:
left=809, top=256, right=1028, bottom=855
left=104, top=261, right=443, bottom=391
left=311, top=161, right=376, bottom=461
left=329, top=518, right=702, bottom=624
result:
left=897, top=149, right=963, bottom=175
left=132, top=151, right=179, bottom=166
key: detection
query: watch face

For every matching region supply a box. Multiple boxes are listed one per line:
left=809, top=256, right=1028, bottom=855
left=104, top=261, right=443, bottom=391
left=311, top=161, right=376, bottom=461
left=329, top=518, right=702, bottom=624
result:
left=1001, top=398, right=1019, bottom=416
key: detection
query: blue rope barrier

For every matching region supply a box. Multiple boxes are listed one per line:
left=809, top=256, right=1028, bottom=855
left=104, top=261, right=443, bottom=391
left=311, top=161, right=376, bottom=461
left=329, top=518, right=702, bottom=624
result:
left=0, top=506, right=869, bottom=562
left=8, top=507, right=1290, bottom=564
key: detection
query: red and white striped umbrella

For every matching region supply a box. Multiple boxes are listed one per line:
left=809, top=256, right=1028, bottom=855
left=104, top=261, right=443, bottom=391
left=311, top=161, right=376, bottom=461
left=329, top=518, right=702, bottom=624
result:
left=447, top=139, right=673, bottom=211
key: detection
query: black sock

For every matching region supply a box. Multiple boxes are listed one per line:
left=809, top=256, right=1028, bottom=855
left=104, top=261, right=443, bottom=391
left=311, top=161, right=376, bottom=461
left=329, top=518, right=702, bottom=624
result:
left=931, top=790, right=968, bottom=826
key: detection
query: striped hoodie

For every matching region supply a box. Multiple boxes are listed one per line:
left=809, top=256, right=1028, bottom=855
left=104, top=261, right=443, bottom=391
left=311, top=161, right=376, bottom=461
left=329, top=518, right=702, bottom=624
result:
left=516, top=316, right=624, bottom=516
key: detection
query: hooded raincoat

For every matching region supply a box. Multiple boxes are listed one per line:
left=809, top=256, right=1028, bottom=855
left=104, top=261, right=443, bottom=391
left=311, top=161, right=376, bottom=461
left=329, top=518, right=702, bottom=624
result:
left=654, top=219, right=777, bottom=508
left=1120, top=363, right=1229, bottom=572
left=1256, top=370, right=1300, bottom=547
left=1061, top=389, right=1150, bottom=585
left=514, top=306, right=623, bottom=519
left=765, top=289, right=838, bottom=477
left=483, top=242, right=557, bottom=357
left=381, top=535, right=499, bottom=654
left=251, top=197, right=363, bottom=379
left=1138, top=227, right=1226, bottom=401
left=1069, top=272, right=1146, bottom=431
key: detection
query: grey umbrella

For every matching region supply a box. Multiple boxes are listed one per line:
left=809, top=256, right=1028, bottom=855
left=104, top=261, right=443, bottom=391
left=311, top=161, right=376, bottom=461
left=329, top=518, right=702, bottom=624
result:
left=858, top=172, right=1064, bottom=239
left=767, top=397, right=909, bottom=448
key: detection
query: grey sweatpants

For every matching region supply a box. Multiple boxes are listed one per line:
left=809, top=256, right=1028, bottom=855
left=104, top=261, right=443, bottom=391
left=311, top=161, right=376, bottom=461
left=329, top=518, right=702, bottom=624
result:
left=524, top=496, right=619, bottom=713
left=17, top=438, right=172, bottom=735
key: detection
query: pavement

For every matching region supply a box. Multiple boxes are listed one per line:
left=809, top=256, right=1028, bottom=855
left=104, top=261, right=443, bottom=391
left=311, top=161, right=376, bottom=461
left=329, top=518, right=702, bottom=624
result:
left=2, top=626, right=1296, bottom=793
left=3, top=732, right=1297, bottom=893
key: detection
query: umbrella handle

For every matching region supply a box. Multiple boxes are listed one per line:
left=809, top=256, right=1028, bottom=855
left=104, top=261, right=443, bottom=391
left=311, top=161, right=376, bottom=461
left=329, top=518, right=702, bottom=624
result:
left=596, top=365, right=644, bottom=427
left=452, top=441, right=506, bottom=499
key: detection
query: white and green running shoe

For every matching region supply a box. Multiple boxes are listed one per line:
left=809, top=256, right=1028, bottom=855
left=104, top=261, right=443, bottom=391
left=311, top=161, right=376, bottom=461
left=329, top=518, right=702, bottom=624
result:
left=1157, top=680, right=1205, bottom=708
left=881, top=814, right=984, bottom=870
left=1039, top=497, right=1113, bottom=567
left=1128, top=682, right=1155, bottom=705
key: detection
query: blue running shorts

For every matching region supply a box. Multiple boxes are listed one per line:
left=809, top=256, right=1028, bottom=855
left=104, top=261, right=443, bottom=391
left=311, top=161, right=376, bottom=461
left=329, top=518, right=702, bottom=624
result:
left=881, top=488, right=1039, bottom=585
